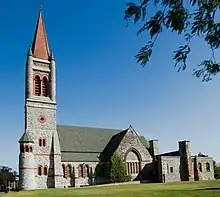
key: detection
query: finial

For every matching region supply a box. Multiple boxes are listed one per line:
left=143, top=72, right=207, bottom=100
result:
left=39, top=0, right=43, bottom=11
left=28, top=46, right=33, bottom=56
left=50, top=51, right=54, bottom=60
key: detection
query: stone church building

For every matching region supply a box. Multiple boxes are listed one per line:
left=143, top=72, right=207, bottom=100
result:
left=18, top=8, right=215, bottom=190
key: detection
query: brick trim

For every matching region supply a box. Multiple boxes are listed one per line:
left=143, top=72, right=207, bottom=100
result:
left=33, top=74, right=41, bottom=96
left=41, top=75, right=49, bottom=80
left=33, top=73, right=42, bottom=79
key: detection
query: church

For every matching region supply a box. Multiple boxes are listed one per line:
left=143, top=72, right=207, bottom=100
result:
left=18, top=8, right=215, bottom=190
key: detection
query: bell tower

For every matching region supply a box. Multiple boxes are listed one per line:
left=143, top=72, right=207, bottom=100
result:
left=19, top=7, right=63, bottom=189
left=26, top=7, right=55, bottom=102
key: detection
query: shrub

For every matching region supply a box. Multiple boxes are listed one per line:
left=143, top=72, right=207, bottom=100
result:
left=15, top=187, right=20, bottom=192
left=108, top=153, right=131, bottom=183
left=4, top=188, right=9, bottom=193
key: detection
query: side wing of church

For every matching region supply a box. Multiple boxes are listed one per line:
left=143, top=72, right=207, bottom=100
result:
left=18, top=8, right=215, bottom=190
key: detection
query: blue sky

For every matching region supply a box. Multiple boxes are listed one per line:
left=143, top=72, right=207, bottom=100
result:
left=0, top=1, right=219, bottom=171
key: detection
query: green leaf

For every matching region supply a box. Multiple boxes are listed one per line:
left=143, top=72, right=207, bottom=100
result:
left=135, top=43, right=153, bottom=66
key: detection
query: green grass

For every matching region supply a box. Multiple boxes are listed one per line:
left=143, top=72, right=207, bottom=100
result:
left=3, top=180, right=220, bottom=197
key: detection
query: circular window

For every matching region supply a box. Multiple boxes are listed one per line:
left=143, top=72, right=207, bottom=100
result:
left=38, top=115, right=46, bottom=124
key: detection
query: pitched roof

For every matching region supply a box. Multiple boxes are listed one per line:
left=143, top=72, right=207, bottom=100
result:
left=57, top=125, right=150, bottom=162
left=19, top=132, right=34, bottom=143
left=158, top=150, right=180, bottom=157
left=57, top=125, right=122, bottom=153
left=139, top=136, right=150, bottom=149
left=31, top=9, right=50, bottom=60
left=99, top=130, right=128, bottom=161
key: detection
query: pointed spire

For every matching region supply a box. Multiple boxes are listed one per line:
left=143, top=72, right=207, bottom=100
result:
left=32, top=7, right=50, bottom=60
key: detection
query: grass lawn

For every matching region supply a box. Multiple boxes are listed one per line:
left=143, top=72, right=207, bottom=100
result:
left=2, top=180, right=220, bottom=197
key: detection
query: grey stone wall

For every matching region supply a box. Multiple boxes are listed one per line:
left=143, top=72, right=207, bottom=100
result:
left=19, top=149, right=36, bottom=190
left=179, top=141, right=193, bottom=181
left=20, top=51, right=61, bottom=190
left=53, top=131, right=64, bottom=188
left=26, top=101, right=57, bottom=189
left=116, top=127, right=153, bottom=173
left=194, top=157, right=215, bottom=181
left=61, top=161, right=99, bottom=187
left=160, top=156, right=181, bottom=183
left=60, top=127, right=156, bottom=188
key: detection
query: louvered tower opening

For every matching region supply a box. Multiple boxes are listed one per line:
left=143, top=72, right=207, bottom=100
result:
left=42, top=77, right=48, bottom=97
left=34, top=75, right=41, bottom=96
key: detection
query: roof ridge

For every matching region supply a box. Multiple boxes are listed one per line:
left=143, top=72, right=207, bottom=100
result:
left=57, top=124, right=124, bottom=131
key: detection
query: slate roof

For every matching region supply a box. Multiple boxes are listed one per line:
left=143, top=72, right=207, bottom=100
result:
left=99, top=130, right=128, bottom=161
left=158, top=150, right=180, bottom=157
left=19, top=132, right=34, bottom=143
left=57, top=125, right=122, bottom=152
left=139, top=136, right=150, bottom=149
left=56, top=125, right=149, bottom=162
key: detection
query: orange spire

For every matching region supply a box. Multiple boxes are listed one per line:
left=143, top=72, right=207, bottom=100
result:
left=32, top=8, right=50, bottom=60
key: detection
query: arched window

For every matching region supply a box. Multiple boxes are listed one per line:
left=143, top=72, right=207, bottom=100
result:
left=62, top=164, right=66, bottom=178
left=67, top=164, right=72, bottom=178
left=96, top=164, right=101, bottom=177
left=72, top=166, right=75, bottom=178
left=42, top=138, right=46, bottom=147
left=125, top=149, right=141, bottom=175
left=42, top=76, right=49, bottom=97
left=39, top=138, right=42, bottom=147
left=206, top=162, right=210, bottom=172
left=78, top=165, right=84, bottom=177
left=126, top=163, right=130, bottom=174
left=29, top=146, right=33, bottom=152
left=44, top=166, right=48, bottom=175
left=20, top=144, right=24, bottom=153
left=38, top=166, right=42, bottom=176
left=34, top=75, right=41, bottom=96
left=25, top=145, right=29, bottom=153
left=85, top=165, right=90, bottom=177
left=198, top=162, right=202, bottom=172
left=129, top=162, right=132, bottom=174
left=90, top=167, right=93, bottom=178
left=135, top=162, right=138, bottom=173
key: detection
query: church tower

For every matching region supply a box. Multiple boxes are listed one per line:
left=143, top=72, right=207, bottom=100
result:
left=19, top=7, right=63, bottom=189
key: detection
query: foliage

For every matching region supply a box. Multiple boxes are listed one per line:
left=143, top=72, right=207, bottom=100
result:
left=197, top=152, right=208, bottom=157
left=1, top=180, right=220, bottom=196
left=108, top=153, right=131, bottom=183
left=0, top=166, right=18, bottom=192
left=213, top=160, right=220, bottom=179
left=125, top=0, right=220, bottom=81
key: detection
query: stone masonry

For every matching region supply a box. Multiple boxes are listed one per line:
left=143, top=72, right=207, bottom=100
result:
left=18, top=8, right=215, bottom=190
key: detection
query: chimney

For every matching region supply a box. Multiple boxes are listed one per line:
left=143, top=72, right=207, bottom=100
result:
left=179, top=140, right=193, bottom=181
left=149, top=140, right=159, bottom=157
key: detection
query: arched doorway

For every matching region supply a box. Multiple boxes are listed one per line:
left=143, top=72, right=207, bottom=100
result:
left=125, top=149, right=141, bottom=175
